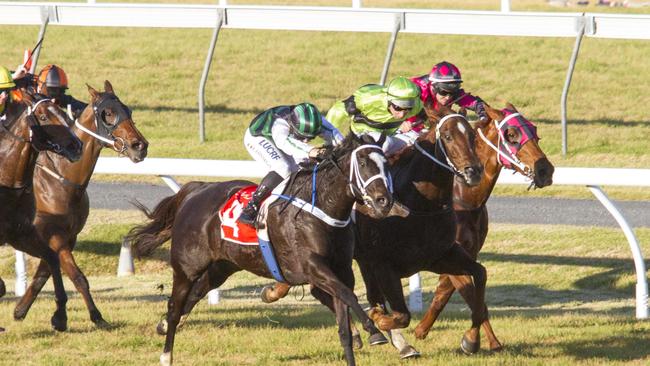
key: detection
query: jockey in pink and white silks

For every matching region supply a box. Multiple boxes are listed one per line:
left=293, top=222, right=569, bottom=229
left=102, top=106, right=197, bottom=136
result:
left=396, top=61, right=488, bottom=144
left=239, top=103, right=344, bottom=226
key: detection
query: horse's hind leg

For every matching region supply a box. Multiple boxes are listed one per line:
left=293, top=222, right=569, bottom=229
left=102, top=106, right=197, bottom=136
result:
left=430, top=244, right=487, bottom=355
left=260, top=282, right=291, bottom=303
left=414, top=274, right=455, bottom=339
left=157, top=261, right=238, bottom=336
left=14, top=259, right=50, bottom=321
left=160, top=271, right=194, bottom=366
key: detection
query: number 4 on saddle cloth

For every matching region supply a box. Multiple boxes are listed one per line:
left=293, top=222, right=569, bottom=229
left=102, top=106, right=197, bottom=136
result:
left=218, top=183, right=287, bottom=282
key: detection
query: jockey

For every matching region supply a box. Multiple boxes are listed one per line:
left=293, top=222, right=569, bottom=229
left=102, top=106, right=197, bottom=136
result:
left=0, top=66, right=18, bottom=120
left=34, top=65, right=87, bottom=120
left=400, top=61, right=488, bottom=139
left=238, top=102, right=344, bottom=226
left=326, top=76, right=422, bottom=156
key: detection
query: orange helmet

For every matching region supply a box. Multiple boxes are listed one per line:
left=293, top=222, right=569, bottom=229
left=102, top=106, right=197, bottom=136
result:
left=37, top=65, right=69, bottom=93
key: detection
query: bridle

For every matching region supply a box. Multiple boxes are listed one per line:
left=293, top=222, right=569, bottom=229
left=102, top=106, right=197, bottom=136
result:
left=0, top=98, right=66, bottom=154
left=413, top=113, right=471, bottom=178
left=74, top=94, right=131, bottom=154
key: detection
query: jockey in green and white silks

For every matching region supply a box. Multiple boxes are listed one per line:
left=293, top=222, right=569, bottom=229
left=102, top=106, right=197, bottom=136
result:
left=0, top=66, right=17, bottom=119
left=326, top=76, right=422, bottom=156
left=239, top=102, right=344, bottom=226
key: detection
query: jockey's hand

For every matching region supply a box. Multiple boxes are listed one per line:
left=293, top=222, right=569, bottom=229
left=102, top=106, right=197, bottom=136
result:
left=12, top=65, right=27, bottom=80
left=398, top=121, right=412, bottom=133
left=308, top=147, right=326, bottom=160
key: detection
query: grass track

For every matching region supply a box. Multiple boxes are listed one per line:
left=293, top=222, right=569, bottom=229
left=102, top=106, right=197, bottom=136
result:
left=1, top=212, right=649, bottom=365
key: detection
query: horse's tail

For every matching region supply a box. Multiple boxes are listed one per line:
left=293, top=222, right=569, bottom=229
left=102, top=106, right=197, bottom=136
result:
left=126, top=182, right=204, bottom=258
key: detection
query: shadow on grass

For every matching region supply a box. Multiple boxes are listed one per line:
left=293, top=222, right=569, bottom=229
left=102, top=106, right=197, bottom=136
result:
left=560, top=334, right=650, bottom=362
left=536, top=118, right=650, bottom=127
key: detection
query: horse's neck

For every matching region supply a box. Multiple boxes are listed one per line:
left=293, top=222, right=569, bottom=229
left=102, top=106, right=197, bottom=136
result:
left=0, top=111, right=38, bottom=188
left=288, top=159, right=354, bottom=220
left=396, top=138, right=454, bottom=209
left=455, top=123, right=503, bottom=209
left=41, top=107, right=102, bottom=188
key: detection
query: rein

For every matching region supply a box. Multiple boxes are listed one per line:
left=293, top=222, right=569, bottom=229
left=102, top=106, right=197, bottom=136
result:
left=413, top=113, right=467, bottom=178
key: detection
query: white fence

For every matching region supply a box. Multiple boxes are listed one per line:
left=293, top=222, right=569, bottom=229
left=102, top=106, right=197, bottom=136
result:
left=98, top=158, right=647, bottom=319
left=1, top=2, right=650, bottom=149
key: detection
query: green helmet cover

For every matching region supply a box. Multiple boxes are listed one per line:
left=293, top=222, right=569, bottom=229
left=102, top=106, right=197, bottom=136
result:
left=386, top=76, right=420, bottom=109
left=291, top=103, right=323, bottom=139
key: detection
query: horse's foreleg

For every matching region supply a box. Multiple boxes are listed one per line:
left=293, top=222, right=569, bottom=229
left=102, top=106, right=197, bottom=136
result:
left=306, top=255, right=387, bottom=346
left=414, top=274, right=455, bottom=339
left=14, top=259, right=50, bottom=321
left=58, top=247, right=108, bottom=327
left=430, top=244, right=487, bottom=355
left=333, top=297, right=355, bottom=366
left=42, top=247, right=68, bottom=332
left=260, top=282, right=291, bottom=303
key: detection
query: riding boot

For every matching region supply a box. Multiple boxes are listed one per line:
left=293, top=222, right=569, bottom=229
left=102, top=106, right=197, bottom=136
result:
left=238, top=171, right=284, bottom=226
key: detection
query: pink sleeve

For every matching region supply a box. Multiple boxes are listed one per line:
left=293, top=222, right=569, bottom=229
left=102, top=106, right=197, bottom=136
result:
left=454, top=89, right=480, bottom=111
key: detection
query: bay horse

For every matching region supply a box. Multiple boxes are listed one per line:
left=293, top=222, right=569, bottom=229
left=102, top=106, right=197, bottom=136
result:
left=127, top=133, right=395, bottom=366
left=0, top=90, right=83, bottom=332
left=12, top=81, right=148, bottom=328
left=411, top=103, right=554, bottom=349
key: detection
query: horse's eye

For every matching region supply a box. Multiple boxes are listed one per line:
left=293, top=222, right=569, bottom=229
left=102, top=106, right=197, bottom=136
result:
left=444, top=133, right=452, bottom=141
left=359, top=159, right=366, bottom=167
left=39, top=114, right=47, bottom=122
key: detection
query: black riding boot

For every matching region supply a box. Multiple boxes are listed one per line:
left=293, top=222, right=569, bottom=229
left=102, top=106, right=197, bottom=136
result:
left=238, top=171, right=284, bottom=226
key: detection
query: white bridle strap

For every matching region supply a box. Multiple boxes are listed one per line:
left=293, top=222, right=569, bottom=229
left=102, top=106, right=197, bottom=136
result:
left=27, top=98, right=53, bottom=115
left=416, top=113, right=466, bottom=175
left=349, top=144, right=390, bottom=198
left=75, top=119, right=116, bottom=146
left=477, top=115, right=529, bottom=173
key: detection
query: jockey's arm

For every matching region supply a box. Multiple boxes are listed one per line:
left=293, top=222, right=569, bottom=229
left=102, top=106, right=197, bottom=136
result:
left=271, top=119, right=312, bottom=163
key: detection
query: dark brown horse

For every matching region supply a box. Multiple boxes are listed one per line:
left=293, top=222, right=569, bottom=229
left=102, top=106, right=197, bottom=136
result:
left=127, top=134, right=396, bottom=366
left=0, top=91, right=83, bottom=332
left=412, top=103, right=554, bottom=349
left=12, top=81, right=148, bottom=328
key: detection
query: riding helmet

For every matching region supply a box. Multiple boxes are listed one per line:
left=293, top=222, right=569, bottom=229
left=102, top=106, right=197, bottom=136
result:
left=290, top=103, right=323, bottom=139
left=386, top=76, right=420, bottom=109
left=429, top=61, right=462, bottom=94
left=0, top=66, right=16, bottom=89
left=37, top=65, right=69, bottom=92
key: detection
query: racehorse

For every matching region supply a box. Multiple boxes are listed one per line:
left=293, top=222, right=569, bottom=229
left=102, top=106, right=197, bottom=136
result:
left=0, top=90, right=83, bottom=332
left=127, top=133, right=396, bottom=366
left=259, top=105, right=489, bottom=357
left=12, top=81, right=148, bottom=328
left=411, top=103, right=554, bottom=350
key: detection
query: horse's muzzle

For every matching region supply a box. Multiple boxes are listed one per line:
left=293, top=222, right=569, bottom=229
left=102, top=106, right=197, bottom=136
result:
left=533, top=158, right=554, bottom=188
left=463, top=165, right=483, bottom=187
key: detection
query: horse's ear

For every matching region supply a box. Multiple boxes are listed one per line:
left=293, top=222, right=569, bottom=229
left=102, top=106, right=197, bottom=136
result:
left=484, top=103, right=501, bottom=122
left=104, top=80, right=114, bottom=94
left=458, top=107, right=467, bottom=118
left=506, top=102, right=518, bottom=112
left=87, top=84, right=100, bottom=100
left=377, top=132, right=387, bottom=147
left=21, top=90, right=34, bottom=105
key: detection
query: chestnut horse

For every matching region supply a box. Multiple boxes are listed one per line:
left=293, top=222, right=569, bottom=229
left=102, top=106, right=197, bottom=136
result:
left=0, top=91, right=83, bottom=332
left=411, top=103, right=554, bottom=349
left=127, top=134, right=395, bottom=366
left=12, top=81, right=148, bottom=328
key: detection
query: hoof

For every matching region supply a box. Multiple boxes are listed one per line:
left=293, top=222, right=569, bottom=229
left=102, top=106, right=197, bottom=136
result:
left=414, top=326, right=429, bottom=340
left=94, top=318, right=111, bottom=329
left=157, top=319, right=168, bottom=336
left=260, top=285, right=277, bottom=304
left=0, top=326, right=5, bottom=333
left=460, top=334, right=480, bottom=355
left=13, top=306, right=27, bottom=321
left=368, top=332, right=389, bottom=346
left=399, top=345, right=421, bottom=359
left=160, top=352, right=172, bottom=366
left=352, top=334, right=363, bottom=350
left=0, top=281, right=5, bottom=298
left=51, top=315, right=68, bottom=332
left=489, top=343, right=504, bottom=352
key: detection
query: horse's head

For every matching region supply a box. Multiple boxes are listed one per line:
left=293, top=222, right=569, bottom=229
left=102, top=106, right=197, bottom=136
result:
left=483, top=103, right=554, bottom=188
left=423, top=104, right=483, bottom=186
left=87, top=81, right=148, bottom=163
left=20, top=92, right=83, bottom=162
left=330, top=133, right=393, bottom=218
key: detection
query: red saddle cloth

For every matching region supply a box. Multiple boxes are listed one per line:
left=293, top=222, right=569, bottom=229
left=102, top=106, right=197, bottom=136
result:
left=218, top=185, right=259, bottom=245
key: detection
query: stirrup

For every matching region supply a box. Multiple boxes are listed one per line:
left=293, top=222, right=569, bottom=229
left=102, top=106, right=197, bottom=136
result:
left=237, top=209, right=258, bottom=226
